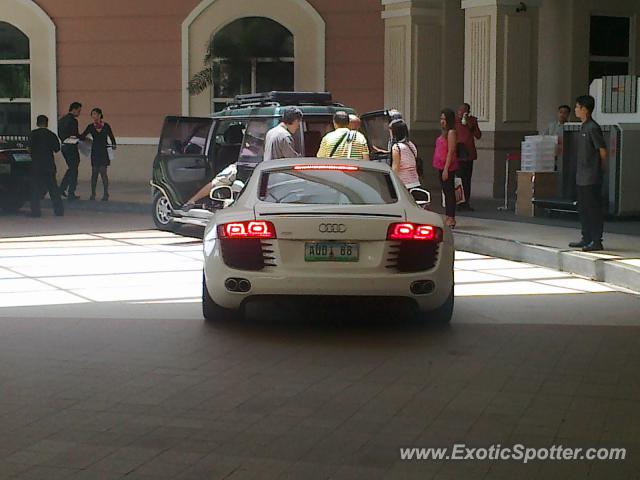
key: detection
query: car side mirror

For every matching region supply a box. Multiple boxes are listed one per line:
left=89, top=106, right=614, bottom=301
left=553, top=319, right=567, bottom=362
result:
left=210, top=185, right=233, bottom=201
left=410, top=188, right=431, bottom=206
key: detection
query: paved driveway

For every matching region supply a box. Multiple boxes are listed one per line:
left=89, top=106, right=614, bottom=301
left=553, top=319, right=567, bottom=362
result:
left=0, top=214, right=638, bottom=479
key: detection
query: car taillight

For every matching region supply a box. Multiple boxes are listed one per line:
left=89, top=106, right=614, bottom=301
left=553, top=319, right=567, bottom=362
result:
left=219, top=221, right=276, bottom=239
left=387, top=223, right=442, bottom=242
left=293, top=165, right=359, bottom=171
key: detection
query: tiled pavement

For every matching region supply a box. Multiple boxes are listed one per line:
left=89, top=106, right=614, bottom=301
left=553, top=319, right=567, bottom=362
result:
left=0, top=318, right=639, bottom=479
left=0, top=227, right=638, bottom=479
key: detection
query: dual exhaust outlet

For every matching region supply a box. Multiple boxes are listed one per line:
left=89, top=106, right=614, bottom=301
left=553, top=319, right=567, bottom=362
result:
left=410, top=280, right=435, bottom=295
left=226, top=278, right=432, bottom=295
left=225, top=277, right=251, bottom=293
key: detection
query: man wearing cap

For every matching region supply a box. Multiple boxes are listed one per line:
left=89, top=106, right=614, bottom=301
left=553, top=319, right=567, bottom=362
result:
left=263, top=107, right=303, bottom=161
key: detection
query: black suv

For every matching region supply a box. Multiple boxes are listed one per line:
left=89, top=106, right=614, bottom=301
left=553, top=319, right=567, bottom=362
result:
left=0, top=135, right=31, bottom=213
left=150, top=91, right=393, bottom=230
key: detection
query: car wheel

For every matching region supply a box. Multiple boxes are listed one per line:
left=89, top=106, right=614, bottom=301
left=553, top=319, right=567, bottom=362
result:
left=202, top=272, right=240, bottom=321
left=420, top=285, right=454, bottom=324
left=152, top=191, right=175, bottom=231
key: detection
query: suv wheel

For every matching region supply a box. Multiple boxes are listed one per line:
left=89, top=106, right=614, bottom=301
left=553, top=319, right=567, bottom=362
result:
left=152, top=191, right=174, bottom=231
left=202, top=272, right=240, bottom=321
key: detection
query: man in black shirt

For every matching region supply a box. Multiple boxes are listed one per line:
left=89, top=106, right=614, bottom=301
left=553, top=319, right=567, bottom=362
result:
left=58, top=102, right=82, bottom=200
left=29, top=115, right=64, bottom=217
left=569, top=95, right=607, bottom=252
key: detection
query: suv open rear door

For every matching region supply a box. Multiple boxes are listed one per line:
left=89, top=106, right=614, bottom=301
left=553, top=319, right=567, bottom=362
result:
left=152, top=116, right=214, bottom=208
left=361, top=110, right=393, bottom=164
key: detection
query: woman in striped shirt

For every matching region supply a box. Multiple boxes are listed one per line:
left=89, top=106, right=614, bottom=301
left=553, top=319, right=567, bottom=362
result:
left=390, top=119, right=420, bottom=189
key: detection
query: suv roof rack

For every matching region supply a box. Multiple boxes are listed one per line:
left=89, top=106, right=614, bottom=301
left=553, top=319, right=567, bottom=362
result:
left=0, top=135, right=29, bottom=149
left=226, top=91, right=342, bottom=109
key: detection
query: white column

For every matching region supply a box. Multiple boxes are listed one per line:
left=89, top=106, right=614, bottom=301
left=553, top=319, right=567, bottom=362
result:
left=462, top=0, right=542, bottom=132
left=382, top=0, right=454, bottom=129
left=462, top=0, right=542, bottom=197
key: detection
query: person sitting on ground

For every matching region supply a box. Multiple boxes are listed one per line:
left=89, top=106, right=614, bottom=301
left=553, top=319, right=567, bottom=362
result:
left=317, top=111, right=369, bottom=160
left=389, top=119, right=420, bottom=189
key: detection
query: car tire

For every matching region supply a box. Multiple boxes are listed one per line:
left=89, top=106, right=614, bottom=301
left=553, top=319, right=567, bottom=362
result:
left=420, top=285, right=454, bottom=324
left=152, top=191, right=175, bottom=231
left=202, top=272, right=240, bottom=321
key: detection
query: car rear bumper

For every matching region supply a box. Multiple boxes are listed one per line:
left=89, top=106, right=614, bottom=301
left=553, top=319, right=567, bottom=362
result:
left=204, top=244, right=454, bottom=311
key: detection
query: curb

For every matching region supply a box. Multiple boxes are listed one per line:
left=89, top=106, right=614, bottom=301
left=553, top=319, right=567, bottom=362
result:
left=454, top=231, right=640, bottom=293
left=43, top=199, right=150, bottom=215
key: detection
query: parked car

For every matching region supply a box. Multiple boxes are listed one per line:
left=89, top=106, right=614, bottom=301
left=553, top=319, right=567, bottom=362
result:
left=0, top=135, right=31, bottom=213
left=150, top=91, right=394, bottom=231
left=201, top=158, right=454, bottom=323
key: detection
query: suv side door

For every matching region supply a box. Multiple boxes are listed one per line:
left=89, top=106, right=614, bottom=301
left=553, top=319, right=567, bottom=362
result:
left=208, top=118, right=248, bottom=176
left=361, top=111, right=392, bottom=164
left=152, top=116, right=214, bottom=207
left=236, top=117, right=279, bottom=181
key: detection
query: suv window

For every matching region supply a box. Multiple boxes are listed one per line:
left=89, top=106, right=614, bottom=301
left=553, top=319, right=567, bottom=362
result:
left=159, top=118, right=212, bottom=155
left=211, top=120, right=247, bottom=173
left=259, top=168, right=398, bottom=205
left=302, top=118, right=334, bottom=157
left=238, top=118, right=279, bottom=164
left=362, top=114, right=391, bottom=153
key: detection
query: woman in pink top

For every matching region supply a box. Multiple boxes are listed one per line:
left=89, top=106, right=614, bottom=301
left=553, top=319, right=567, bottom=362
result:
left=433, top=108, right=458, bottom=228
left=389, top=119, right=420, bottom=189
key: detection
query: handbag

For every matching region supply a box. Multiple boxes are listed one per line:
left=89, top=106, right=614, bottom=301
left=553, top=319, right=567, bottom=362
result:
left=78, top=139, right=91, bottom=157
left=441, top=177, right=466, bottom=207
left=107, top=145, right=115, bottom=162
left=454, top=177, right=465, bottom=204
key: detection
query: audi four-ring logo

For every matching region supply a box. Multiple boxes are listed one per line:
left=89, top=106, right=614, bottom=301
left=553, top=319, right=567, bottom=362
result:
left=318, top=223, right=347, bottom=233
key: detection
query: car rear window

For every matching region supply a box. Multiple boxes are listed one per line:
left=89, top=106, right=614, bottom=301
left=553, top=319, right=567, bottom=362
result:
left=258, top=167, right=398, bottom=205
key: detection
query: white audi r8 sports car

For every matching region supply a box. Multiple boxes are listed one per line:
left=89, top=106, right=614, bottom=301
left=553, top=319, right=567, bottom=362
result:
left=202, top=158, right=455, bottom=323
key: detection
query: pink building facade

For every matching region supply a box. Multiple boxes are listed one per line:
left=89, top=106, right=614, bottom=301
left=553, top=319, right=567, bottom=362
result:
left=36, top=0, right=385, bottom=137
left=3, top=0, right=640, bottom=195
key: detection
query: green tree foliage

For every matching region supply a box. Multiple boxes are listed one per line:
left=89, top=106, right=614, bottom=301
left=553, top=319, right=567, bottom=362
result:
left=188, top=17, right=293, bottom=96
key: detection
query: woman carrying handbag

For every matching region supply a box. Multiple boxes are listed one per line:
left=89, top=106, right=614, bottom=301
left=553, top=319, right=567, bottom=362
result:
left=433, top=108, right=459, bottom=229
left=79, top=107, right=116, bottom=201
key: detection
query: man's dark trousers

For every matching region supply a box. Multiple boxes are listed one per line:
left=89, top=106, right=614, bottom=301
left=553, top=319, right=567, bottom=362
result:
left=457, top=160, right=473, bottom=205
left=577, top=184, right=603, bottom=244
left=60, top=144, right=80, bottom=195
left=30, top=173, right=64, bottom=217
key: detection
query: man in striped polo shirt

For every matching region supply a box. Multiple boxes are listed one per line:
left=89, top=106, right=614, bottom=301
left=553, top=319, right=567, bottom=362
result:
left=317, top=111, right=370, bottom=160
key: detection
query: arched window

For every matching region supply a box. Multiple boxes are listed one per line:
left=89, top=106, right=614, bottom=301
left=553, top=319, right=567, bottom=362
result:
left=189, top=17, right=294, bottom=113
left=0, top=21, right=30, bottom=136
